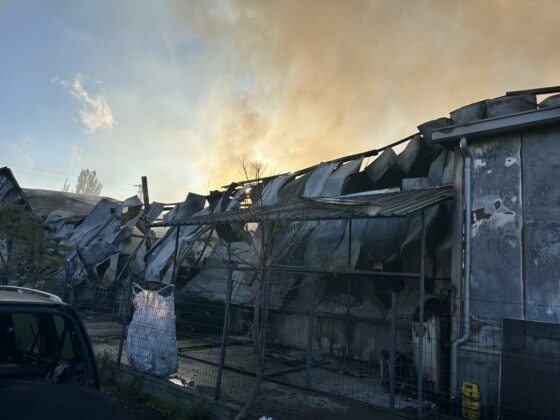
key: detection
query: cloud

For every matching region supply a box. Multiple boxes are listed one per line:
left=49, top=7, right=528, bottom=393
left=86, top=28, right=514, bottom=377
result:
left=55, top=74, right=115, bottom=133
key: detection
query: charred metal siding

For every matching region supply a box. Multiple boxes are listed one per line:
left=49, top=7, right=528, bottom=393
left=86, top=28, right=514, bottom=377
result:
left=449, top=121, right=560, bottom=410
left=521, top=125, right=560, bottom=322
left=470, top=132, right=524, bottom=321
left=466, top=124, right=560, bottom=323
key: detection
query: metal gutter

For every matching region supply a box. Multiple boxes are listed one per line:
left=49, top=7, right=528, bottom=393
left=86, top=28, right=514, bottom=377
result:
left=432, top=105, right=560, bottom=143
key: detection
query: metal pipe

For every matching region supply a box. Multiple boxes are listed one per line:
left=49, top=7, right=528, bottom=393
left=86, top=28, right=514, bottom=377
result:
left=389, top=291, right=398, bottom=419
left=305, top=272, right=316, bottom=388
left=417, top=210, right=426, bottom=418
left=215, top=265, right=234, bottom=400
left=450, top=137, right=472, bottom=399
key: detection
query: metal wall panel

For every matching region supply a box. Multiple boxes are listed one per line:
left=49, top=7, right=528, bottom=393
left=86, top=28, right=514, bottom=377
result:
left=521, top=125, right=560, bottom=322
left=470, top=133, right=523, bottom=321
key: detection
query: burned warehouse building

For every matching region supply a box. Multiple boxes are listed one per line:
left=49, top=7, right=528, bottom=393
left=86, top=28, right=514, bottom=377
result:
left=1, top=87, right=560, bottom=418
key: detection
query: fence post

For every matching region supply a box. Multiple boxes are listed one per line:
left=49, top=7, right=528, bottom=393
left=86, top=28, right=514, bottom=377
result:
left=260, top=270, right=271, bottom=361
left=215, top=266, right=234, bottom=400
left=117, top=275, right=134, bottom=366
left=390, top=291, right=398, bottom=419
left=305, top=272, right=317, bottom=389
left=346, top=219, right=352, bottom=359
left=417, top=210, right=427, bottom=418
left=116, top=237, right=146, bottom=366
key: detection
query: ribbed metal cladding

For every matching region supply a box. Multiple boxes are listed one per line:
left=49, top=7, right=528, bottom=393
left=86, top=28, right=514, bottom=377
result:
left=150, top=186, right=453, bottom=227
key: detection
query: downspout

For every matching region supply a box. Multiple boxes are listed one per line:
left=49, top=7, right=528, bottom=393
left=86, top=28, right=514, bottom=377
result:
left=450, top=136, right=472, bottom=399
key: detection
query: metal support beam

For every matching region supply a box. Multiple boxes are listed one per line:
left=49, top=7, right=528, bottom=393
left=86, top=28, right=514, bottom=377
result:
left=417, top=210, right=426, bottom=418
left=215, top=265, right=234, bottom=400
left=346, top=219, right=353, bottom=359
left=170, top=225, right=181, bottom=285
left=305, top=273, right=317, bottom=388
left=389, top=291, right=398, bottom=419
left=221, top=133, right=418, bottom=188
left=260, top=225, right=270, bottom=362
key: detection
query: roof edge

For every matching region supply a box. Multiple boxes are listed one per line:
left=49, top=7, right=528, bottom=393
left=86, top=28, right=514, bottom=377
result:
left=432, top=105, right=560, bottom=144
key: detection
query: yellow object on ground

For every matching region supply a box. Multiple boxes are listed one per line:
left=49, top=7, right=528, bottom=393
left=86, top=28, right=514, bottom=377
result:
left=461, top=381, right=480, bottom=420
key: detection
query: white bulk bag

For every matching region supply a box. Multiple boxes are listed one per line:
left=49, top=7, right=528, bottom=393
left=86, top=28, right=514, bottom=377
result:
left=127, top=284, right=178, bottom=377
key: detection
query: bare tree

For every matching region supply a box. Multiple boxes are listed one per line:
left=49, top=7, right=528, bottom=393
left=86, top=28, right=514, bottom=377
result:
left=212, top=159, right=306, bottom=419
left=75, top=169, right=103, bottom=196
left=0, top=202, right=66, bottom=286
left=61, top=178, right=71, bottom=192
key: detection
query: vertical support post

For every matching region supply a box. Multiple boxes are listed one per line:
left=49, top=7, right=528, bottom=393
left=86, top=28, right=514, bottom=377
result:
left=305, top=272, right=317, bottom=389
left=116, top=237, right=146, bottom=366
left=389, top=291, right=398, bottom=419
left=346, top=219, right=353, bottom=359
left=261, top=270, right=271, bottom=361
left=141, top=176, right=152, bottom=248
left=171, top=225, right=181, bottom=285
left=117, top=276, right=134, bottom=366
left=215, top=265, right=234, bottom=400
left=63, top=258, right=72, bottom=304
left=259, top=223, right=271, bottom=363
left=347, top=218, right=352, bottom=269
left=417, top=210, right=427, bottom=418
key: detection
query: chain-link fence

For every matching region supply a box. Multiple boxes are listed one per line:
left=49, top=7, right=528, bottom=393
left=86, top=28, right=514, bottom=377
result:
left=33, top=267, right=560, bottom=420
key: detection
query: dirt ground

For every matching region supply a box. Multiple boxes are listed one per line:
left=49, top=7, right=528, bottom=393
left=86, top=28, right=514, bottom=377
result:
left=86, top=322, right=397, bottom=419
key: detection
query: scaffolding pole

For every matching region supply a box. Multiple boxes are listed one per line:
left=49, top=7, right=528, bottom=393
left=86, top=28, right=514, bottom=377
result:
left=417, top=210, right=427, bottom=418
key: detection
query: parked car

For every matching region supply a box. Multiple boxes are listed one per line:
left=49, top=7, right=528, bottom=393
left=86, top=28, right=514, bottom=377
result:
left=0, top=286, right=125, bottom=419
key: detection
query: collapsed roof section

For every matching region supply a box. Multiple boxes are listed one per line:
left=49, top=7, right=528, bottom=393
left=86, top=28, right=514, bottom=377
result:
left=147, top=135, right=456, bottom=313
left=22, top=188, right=108, bottom=219
left=0, top=167, right=28, bottom=208
left=151, top=87, right=560, bottom=311
left=0, top=167, right=111, bottom=220
left=0, top=167, right=166, bottom=294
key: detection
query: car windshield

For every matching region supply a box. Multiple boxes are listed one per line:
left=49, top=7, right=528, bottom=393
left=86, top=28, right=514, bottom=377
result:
left=0, top=312, right=86, bottom=383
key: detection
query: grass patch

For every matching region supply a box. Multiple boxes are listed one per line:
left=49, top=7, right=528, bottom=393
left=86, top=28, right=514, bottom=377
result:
left=102, top=384, right=214, bottom=420
left=96, top=352, right=214, bottom=420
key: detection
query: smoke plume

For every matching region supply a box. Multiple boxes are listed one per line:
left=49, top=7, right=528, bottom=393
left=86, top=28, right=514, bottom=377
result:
left=169, top=0, right=560, bottom=187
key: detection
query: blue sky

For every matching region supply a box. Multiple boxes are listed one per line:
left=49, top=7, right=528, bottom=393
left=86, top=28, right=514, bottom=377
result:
left=0, top=0, right=210, bottom=199
left=1, top=0, right=559, bottom=202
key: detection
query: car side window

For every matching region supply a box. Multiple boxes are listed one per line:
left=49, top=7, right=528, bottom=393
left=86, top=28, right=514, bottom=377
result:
left=12, top=314, right=42, bottom=355
left=53, top=315, right=79, bottom=362
left=4, top=313, right=81, bottom=363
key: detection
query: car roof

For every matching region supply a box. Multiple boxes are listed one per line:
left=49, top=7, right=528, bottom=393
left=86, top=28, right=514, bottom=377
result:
left=0, top=286, right=64, bottom=304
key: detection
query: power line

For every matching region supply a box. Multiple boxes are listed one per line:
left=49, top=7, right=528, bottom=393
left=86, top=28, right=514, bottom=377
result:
left=1, top=163, right=139, bottom=188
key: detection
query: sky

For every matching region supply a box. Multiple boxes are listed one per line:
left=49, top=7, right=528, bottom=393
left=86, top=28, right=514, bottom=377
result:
left=1, top=0, right=559, bottom=202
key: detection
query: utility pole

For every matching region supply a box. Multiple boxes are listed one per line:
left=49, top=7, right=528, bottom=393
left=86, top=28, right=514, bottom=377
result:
left=141, top=176, right=152, bottom=248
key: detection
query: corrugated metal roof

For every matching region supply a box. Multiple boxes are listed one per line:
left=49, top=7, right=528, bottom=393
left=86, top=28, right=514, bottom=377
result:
left=150, top=186, right=453, bottom=227
left=21, top=188, right=115, bottom=218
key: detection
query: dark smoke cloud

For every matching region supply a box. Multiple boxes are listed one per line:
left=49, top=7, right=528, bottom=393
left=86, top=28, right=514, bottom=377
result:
left=169, top=0, right=560, bottom=187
